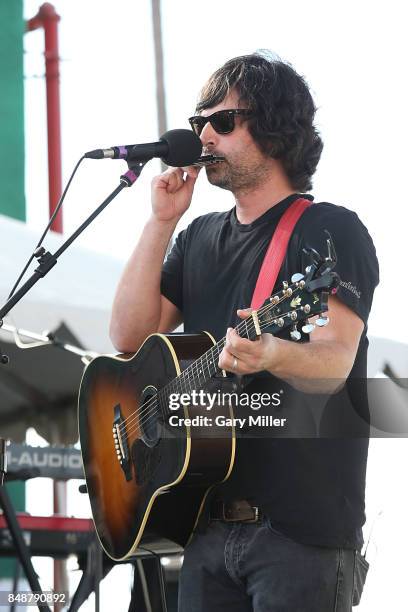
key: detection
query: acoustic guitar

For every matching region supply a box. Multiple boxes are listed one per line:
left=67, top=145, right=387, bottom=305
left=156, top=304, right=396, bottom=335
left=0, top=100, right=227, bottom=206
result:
left=78, top=243, right=338, bottom=560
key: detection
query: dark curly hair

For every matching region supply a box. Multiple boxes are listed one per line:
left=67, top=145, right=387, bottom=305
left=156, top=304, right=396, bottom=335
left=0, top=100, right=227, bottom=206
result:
left=196, top=51, right=323, bottom=192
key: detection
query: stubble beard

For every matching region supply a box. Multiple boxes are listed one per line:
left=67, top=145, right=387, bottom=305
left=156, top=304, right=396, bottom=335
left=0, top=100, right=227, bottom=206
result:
left=205, top=153, right=272, bottom=195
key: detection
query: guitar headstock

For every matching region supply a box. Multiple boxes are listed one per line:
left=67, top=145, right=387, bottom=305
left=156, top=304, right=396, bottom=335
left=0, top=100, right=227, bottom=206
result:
left=256, top=232, right=340, bottom=340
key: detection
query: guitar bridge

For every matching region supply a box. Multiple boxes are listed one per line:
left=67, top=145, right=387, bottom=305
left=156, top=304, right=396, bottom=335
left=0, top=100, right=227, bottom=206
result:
left=112, top=404, right=132, bottom=481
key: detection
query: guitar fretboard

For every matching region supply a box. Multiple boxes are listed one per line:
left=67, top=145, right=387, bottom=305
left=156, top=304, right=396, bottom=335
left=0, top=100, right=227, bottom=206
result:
left=157, top=315, right=260, bottom=411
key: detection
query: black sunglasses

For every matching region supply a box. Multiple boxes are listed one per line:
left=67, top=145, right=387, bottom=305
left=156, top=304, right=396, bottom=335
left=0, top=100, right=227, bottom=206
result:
left=188, top=109, right=252, bottom=137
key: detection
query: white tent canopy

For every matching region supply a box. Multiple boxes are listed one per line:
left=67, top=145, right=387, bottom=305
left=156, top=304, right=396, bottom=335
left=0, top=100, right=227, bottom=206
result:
left=368, top=337, right=408, bottom=378
left=0, top=214, right=125, bottom=442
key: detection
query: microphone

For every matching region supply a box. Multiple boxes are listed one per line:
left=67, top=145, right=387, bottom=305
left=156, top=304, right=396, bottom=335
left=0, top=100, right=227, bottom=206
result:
left=85, top=129, right=202, bottom=167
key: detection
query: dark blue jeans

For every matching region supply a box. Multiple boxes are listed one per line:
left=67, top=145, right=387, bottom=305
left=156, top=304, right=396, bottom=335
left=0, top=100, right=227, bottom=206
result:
left=178, top=518, right=356, bottom=612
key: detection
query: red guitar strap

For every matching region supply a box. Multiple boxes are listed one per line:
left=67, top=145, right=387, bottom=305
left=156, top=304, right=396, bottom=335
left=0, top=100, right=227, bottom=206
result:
left=250, top=197, right=312, bottom=310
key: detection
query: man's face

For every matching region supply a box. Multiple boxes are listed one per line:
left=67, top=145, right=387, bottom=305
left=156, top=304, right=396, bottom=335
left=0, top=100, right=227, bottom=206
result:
left=198, top=90, right=272, bottom=194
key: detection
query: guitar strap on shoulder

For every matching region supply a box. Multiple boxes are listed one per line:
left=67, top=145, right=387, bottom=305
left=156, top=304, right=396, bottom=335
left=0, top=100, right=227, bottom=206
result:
left=250, top=197, right=312, bottom=310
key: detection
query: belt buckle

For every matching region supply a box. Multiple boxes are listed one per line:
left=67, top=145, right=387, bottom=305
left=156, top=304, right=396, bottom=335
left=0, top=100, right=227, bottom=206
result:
left=244, top=506, right=260, bottom=523
left=221, top=503, right=260, bottom=523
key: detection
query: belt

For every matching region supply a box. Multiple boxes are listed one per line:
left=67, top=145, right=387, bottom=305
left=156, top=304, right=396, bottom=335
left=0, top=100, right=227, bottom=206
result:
left=209, top=499, right=262, bottom=523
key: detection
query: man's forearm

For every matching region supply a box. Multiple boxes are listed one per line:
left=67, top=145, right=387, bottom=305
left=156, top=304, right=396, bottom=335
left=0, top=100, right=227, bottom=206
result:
left=110, top=215, right=178, bottom=352
left=268, top=337, right=354, bottom=393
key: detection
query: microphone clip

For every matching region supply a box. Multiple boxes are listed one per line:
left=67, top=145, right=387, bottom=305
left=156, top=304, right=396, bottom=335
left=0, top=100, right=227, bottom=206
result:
left=120, top=159, right=148, bottom=187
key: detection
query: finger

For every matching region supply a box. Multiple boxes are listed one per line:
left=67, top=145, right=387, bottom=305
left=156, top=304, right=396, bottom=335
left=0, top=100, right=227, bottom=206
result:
left=153, top=168, right=182, bottom=192
left=237, top=308, right=253, bottom=319
left=230, top=354, right=239, bottom=373
left=218, top=348, right=241, bottom=373
left=225, top=327, right=255, bottom=356
left=181, top=165, right=201, bottom=179
left=166, top=168, right=185, bottom=193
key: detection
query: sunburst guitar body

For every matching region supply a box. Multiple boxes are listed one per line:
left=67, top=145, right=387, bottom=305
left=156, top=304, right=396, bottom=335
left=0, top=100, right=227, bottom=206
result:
left=78, top=331, right=234, bottom=561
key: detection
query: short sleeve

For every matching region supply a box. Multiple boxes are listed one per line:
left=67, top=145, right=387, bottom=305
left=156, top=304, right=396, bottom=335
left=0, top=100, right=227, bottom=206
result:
left=160, top=229, right=186, bottom=311
left=299, top=206, right=379, bottom=324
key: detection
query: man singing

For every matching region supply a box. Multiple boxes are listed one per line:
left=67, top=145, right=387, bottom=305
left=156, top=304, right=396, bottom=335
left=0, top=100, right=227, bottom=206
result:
left=110, top=52, right=379, bottom=611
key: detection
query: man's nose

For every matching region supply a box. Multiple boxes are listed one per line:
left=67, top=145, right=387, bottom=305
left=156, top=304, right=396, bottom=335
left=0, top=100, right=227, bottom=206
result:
left=200, top=121, right=218, bottom=148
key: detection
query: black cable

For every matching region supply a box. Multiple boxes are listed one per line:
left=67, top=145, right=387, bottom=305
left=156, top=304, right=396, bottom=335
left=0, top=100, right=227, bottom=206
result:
left=7, top=155, right=86, bottom=300
left=0, top=438, right=6, bottom=485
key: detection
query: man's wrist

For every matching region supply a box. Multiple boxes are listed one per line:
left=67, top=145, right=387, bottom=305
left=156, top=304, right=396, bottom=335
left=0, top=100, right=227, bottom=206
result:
left=148, top=214, right=180, bottom=234
left=265, top=335, right=288, bottom=376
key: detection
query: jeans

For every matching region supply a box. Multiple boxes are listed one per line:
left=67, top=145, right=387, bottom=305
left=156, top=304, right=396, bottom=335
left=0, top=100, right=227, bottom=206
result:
left=178, top=518, right=356, bottom=612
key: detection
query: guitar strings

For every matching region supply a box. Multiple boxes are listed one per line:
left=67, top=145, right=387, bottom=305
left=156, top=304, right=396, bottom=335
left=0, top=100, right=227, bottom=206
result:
left=116, top=292, right=288, bottom=436
left=119, top=289, right=309, bottom=439
left=117, top=288, right=305, bottom=438
left=121, top=313, right=296, bottom=440
left=118, top=319, right=249, bottom=437
left=115, top=302, right=279, bottom=440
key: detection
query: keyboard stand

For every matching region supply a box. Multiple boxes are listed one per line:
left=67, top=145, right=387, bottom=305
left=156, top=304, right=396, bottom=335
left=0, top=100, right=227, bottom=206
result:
left=0, top=470, right=51, bottom=612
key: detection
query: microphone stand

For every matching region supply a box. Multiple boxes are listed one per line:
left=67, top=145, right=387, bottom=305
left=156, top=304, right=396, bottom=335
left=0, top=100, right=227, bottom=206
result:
left=0, top=160, right=146, bottom=611
left=0, top=161, right=146, bottom=354
left=1, top=322, right=100, bottom=365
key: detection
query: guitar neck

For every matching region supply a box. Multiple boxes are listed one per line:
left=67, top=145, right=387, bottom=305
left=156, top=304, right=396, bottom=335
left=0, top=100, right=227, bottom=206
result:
left=158, top=264, right=336, bottom=406
left=162, top=315, right=261, bottom=400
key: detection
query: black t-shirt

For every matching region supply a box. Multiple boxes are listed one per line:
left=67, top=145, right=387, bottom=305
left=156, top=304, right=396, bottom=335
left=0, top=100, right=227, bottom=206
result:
left=161, top=194, right=379, bottom=549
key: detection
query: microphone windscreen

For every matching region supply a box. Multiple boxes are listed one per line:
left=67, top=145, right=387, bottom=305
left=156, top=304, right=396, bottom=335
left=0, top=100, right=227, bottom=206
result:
left=160, top=129, right=202, bottom=167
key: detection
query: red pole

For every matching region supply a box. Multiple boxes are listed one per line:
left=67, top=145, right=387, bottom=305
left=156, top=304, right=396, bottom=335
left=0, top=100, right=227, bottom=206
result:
left=26, top=3, right=63, bottom=233
left=26, top=10, right=65, bottom=605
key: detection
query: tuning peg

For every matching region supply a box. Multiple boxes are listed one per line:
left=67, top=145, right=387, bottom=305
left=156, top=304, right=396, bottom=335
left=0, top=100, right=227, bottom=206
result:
left=315, top=316, right=329, bottom=327
left=291, top=273, right=304, bottom=283
left=302, top=320, right=315, bottom=334
left=290, top=325, right=301, bottom=341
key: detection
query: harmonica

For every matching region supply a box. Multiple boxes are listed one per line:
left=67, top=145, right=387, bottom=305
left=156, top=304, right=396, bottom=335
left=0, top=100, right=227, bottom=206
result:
left=193, top=155, right=225, bottom=167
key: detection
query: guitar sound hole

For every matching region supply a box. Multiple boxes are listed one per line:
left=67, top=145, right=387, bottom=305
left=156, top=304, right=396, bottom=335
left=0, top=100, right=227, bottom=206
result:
left=140, top=385, right=162, bottom=448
